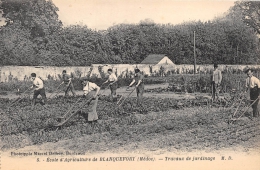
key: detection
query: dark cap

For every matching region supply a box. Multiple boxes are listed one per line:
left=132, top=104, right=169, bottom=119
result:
left=31, top=73, right=36, bottom=77
left=62, top=70, right=66, bottom=73
left=108, top=68, right=112, bottom=72
left=245, top=68, right=253, bottom=74
left=134, top=68, right=140, bottom=73
left=214, top=63, right=218, bottom=68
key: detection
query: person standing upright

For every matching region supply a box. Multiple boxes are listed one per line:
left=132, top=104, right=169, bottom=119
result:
left=245, top=69, right=260, bottom=118
left=61, top=70, right=76, bottom=97
left=128, top=68, right=144, bottom=106
left=30, top=73, right=47, bottom=110
left=212, top=64, right=222, bottom=101
left=103, top=69, right=118, bottom=102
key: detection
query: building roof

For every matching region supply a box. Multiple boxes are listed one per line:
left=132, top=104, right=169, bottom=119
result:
left=141, top=54, right=167, bottom=64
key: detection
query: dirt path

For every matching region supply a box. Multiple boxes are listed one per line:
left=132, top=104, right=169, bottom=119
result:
left=0, top=83, right=215, bottom=100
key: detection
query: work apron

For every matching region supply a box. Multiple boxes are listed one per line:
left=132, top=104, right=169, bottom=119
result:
left=84, top=91, right=99, bottom=121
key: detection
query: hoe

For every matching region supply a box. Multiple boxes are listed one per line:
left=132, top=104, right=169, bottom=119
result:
left=55, top=85, right=108, bottom=127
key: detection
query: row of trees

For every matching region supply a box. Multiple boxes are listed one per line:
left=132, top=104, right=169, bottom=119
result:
left=0, top=0, right=259, bottom=66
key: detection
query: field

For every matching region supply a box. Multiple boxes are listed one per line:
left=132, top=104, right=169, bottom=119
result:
left=1, top=82, right=260, bottom=155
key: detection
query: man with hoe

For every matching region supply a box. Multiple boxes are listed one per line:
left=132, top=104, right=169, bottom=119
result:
left=61, top=70, right=76, bottom=97
left=128, top=68, right=144, bottom=106
left=245, top=68, right=260, bottom=118
left=103, top=68, right=118, bottom=102
left=30, top=73, right=47, bottom=110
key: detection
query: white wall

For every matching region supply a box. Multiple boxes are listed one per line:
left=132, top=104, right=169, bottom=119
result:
left=0, top=66, right=92, bottom=82
left=1, top=64, right=260, bottom=82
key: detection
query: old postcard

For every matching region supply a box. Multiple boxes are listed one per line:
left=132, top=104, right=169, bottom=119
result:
left=0, top=0, right=260, bottom=169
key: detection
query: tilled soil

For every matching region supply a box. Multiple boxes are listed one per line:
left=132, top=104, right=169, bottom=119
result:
left=1, top=96, right=260, bottom=155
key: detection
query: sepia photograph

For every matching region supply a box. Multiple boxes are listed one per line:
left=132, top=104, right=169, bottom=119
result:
left=0, top=0, right=260, bottom=169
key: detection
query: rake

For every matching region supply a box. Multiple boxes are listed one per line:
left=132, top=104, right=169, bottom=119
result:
left=50, top=88, right=66, bottom=99
left=106, top=87, right=136, bottom=115
left=57, top=97, right=83, bottom=120
left=7, top=87, right=31, bottom=109
left=231, top=98, right=259, bottom=122
left=55, top=97, right=94, bottom=127
left=117, top=87, right=136, bottom=107
left=48, top=82, right=63, bottom=99
left=232, top=97, right=244, bottom=117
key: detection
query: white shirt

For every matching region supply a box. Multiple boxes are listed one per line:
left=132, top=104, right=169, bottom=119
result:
left=83, top=82, right=98, bottom=95
left=33, top=77, right=44, bottom=90
left=246, top=76, right=260, bottom=89
left=108, top=73, right=117, bottom=82
left=212, top=69, right=222, bottom=84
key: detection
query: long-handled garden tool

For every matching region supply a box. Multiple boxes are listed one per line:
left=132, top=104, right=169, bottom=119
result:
left=99, top=87, right=135, bottom=114
left=105, top=87, right=136, bottom=114
left=232, top=97, right=244, bottom=117
left=50, top=88, right=66, bottom=99
left=55, top=97, right=93, bottom=127
left=50, top=81, right=75, bottom=99
left=116, top=86, right=134, bottom=105
left=116, top=95, right=124, bottom=105
left=48, top=82, right=63, bottom=99
left=7, top=87, right=31, bottom=109
left=211, top=82, right=214, bottom=101
left=56, top=97, right=82, bottom=120
left=226, top=91, right=246, bottom=110
left=117, top=87, right=136, bottom=107
left=231, top=97, right=259, bottom=122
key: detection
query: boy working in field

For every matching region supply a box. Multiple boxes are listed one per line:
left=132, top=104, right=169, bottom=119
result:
left=212, top=63, right=222, bottom=101
left=245, top=69, right=260, bottom=118
left=128, top=68, right=144, bottom=106
left=30, top=73, right=47, bottom=110
left=81, top=77, right=100, bottom=127
left=103, top=69, right=118, bottom=102
left=61, top=70, right=76, bottom=97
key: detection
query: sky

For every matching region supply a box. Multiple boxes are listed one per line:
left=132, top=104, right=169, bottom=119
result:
left=0, top=0, right=235, bottom=30
left=52, top=0, right=235, bottom=30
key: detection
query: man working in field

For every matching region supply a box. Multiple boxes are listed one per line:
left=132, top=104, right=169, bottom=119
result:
left=103, top=69, right=118, bottom=102
left=81, top=77, right=100, bottom=127
left=212, top=64, right=222, bottom=101
left=30, top=73, right=47, bottom=110
left=245, top=69, right=260, bottom=118
left=61, top=70, right=76, bottom=97
left=128, top=68, right=144, bottom=106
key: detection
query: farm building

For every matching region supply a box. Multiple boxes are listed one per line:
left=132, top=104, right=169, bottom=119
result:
left=141, top=54, right=174, bottom=65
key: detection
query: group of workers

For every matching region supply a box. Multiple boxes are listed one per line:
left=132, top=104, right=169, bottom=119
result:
left=29, top=68, right=144, bottom=124
left=28, top=64, right=260, bottom=125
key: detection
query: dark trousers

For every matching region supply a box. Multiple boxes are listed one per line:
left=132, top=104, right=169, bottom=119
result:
left=212, top=81, right=220, bottom=101
left=65, top=83, right=76, bottom=96
left=250, top=87, right=259, bottom=117
left=136, top=83, right=144, bottom=106
left=109, top=82, right=117, bottom=101
left=33, top=88, right=47, bottom=101
left=32, top=88, right=47, bottom=106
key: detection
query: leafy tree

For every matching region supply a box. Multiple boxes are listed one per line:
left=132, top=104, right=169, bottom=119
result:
left=0, top=0, right=62, bottom=38
left=0, top=22, right=36, bottom=65
left=233, top=1, right=260, bottom=34
left=0, top=1, right=259, bottom=65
